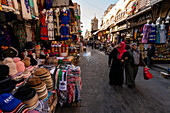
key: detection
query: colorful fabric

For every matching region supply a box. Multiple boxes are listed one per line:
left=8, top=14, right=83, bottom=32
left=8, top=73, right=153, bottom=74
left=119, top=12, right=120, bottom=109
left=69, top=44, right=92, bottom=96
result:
left=159, top=24, right=167, bottom=43
left=29, top=0, right=35, bottom=19
left=0, top=0, right=3, bottom=11
left=45, top=0, right=53, bottom=10
left=33, top=0, right=39, bottom=19
left=54, top=10, right=60, bottom=37
left=142, top=24, right=151, bottom=43
left=149, top=25, right=156, bottom=43
left=14, top=24, right=27, bottom=51
left=21, top=0, right=32, bottom=20
left=1, top=0, right=8, bottom=6
left=155, top=24, right=160, bottom=43
left=40, top=11, right=48, bottom=40
left=46, top=9, right=54, bottom=40
left=7, top=0, right=13, bottom=8
left=13, top=0, right=20, bottom=14
left=59, top=9, right=71, bottom=40
left=67, top=83, right=75, bottom=104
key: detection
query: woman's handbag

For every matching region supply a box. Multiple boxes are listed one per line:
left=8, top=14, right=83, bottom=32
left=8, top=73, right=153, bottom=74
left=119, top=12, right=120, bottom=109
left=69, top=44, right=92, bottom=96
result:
left=143, top=67, right=153, bottom=80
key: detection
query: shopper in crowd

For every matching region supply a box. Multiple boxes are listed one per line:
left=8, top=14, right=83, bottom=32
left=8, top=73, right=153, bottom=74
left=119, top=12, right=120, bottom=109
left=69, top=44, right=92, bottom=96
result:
left=107, top=43, right=114, bottom=67
left=121, top=43, right=147, bottom=88
left=147, top=43, right=155, bottom=68
left=109, top=42, right=126, bottom=86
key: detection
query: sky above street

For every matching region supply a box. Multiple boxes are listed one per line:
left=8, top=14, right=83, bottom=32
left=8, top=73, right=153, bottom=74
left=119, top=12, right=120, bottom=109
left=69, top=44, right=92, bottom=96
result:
left=72, top=0, right=119, bottom=36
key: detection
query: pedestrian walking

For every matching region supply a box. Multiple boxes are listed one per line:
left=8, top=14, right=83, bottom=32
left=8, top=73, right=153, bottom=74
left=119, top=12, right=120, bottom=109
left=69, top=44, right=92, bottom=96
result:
left=109, top=42, right=126, bottom=86
left=121, top=43, right=147, bottom=88
left=147, top=43, right=155, bottom=68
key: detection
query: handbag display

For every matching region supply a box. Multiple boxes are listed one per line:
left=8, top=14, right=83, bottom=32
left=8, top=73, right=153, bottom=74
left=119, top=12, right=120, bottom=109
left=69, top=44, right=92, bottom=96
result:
left=143, top=67, right=153, bottom=80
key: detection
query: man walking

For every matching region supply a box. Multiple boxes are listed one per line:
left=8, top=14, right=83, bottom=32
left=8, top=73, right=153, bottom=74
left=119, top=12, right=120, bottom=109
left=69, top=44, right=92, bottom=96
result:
left=121, top=43, right=147, bottom=88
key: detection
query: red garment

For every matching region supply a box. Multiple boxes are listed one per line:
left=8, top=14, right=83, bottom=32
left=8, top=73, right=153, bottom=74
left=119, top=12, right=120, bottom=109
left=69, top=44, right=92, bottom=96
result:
left=118, top=42, right=126, bottom=59
left=67, top=83, right=75, bottom=104
left=40, top=11, right=48, bottom=40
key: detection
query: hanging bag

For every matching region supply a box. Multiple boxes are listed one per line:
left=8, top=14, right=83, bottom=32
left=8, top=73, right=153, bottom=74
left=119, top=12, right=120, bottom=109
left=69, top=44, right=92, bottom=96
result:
left=143, top=67, right=153, bottom=80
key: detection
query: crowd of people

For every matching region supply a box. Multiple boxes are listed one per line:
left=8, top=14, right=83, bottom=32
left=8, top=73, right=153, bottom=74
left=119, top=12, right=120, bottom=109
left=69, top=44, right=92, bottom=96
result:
left=107, top=42, right=155, bottom=88
left=80, top=39, right=155, bottom=88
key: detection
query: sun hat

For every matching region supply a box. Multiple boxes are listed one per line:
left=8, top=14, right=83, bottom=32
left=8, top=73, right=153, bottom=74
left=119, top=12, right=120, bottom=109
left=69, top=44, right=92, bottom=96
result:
left=0, top=65, right=9, bottom=81
left=22, top=57, right=31, bottom=67
left=35, top=68, right=53, bottom=91
left=2, top=57, right=18, bottom=76
left=35, top=68, right=48, bottom=77
left=28, top=76, right=48, bottom=100
left=27, top=76, right=42, bottom=87
left=13, top=57, right=25, bottom=73
left=0, top=93, right=28, bottom=112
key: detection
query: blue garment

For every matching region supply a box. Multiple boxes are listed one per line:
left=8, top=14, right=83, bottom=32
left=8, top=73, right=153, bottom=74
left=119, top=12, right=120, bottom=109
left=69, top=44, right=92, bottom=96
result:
left=46, top=0, right=53, bottom=10
left=149, top=25, right=156, bottom=43
left=60, top=9, right=71, bottom=40
left=156, top=25, right=160, bottom=43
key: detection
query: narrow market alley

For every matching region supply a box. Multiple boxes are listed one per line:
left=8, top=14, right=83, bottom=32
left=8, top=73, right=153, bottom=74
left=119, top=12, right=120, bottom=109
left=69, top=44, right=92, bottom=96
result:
left=56, top=48, right=170, bottom=113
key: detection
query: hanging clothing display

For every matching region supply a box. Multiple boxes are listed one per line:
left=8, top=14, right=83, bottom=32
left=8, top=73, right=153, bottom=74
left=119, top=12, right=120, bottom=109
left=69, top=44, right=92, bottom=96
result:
left=21, top=0, right=32, bottom=20
left=159, top=24, right=167, bottom=43
left=13, top=0, right=20, bottom=14
left=7, top=0, right=13, bottom=8
left=155, top=24, right=160, bottom=43
left=1, top=0, right=14, bottom=11
left=148, top=24, right=156, bottom=43
left=168, top=24, right=170, bottom=40
left=46, top=9, right=54, bottom=40
left=54, top=9, right=60, bottom=37
left=28, top=0, right=35, bottom=19
left=0, top=0, right=3, bottom=11
left=33, top=0, right=39, bottom=19
left=60, top=9, right=71, bottom=40
left=14, top=23, right=27, bottom=51
left=25, top=23, right=32, bottom=42
left=45, top=0, right=53, bottom=10
left=134, top=29, right=137, bottom=39
left=39, top=0, right=45, bottom=11
left=142, top=24, right=151, bottom=43
left=40, top=10, right=48, bottom=40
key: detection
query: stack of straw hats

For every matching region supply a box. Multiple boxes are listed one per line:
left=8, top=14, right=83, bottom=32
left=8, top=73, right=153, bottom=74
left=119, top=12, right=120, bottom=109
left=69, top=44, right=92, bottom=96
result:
left=35, top=68, right=53, bottom=91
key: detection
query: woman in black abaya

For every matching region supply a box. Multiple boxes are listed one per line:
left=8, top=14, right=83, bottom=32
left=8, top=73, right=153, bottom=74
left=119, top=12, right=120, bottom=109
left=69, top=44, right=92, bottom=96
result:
left=109, top=42, right=126, bottom=86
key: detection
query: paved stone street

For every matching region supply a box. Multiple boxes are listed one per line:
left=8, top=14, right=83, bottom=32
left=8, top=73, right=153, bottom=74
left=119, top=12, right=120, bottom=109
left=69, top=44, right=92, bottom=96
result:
left=56, top=48, right=170, bottom=113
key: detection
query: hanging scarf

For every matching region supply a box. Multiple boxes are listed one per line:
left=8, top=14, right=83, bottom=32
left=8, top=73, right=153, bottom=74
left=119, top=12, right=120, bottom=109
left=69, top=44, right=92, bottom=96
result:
left=118, top=42, right=126, bottom=59
left=133, top=50, right=140, bottom=65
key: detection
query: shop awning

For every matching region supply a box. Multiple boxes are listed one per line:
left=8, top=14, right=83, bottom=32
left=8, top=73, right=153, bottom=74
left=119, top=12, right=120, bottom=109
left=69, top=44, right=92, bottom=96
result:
left=150, top=0, right=163, bottom=6
left=127, top=6, right=152, bottom=20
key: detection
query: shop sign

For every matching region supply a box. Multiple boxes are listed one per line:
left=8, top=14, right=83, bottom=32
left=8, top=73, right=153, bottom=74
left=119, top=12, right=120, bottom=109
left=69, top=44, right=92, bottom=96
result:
left=118, top=24, right=127, bottom=31
left=130, top=12, right=152, bottom=27
left=115, top=10, right=127, bottom=22
left=138, top=13, right=152, bottom=23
